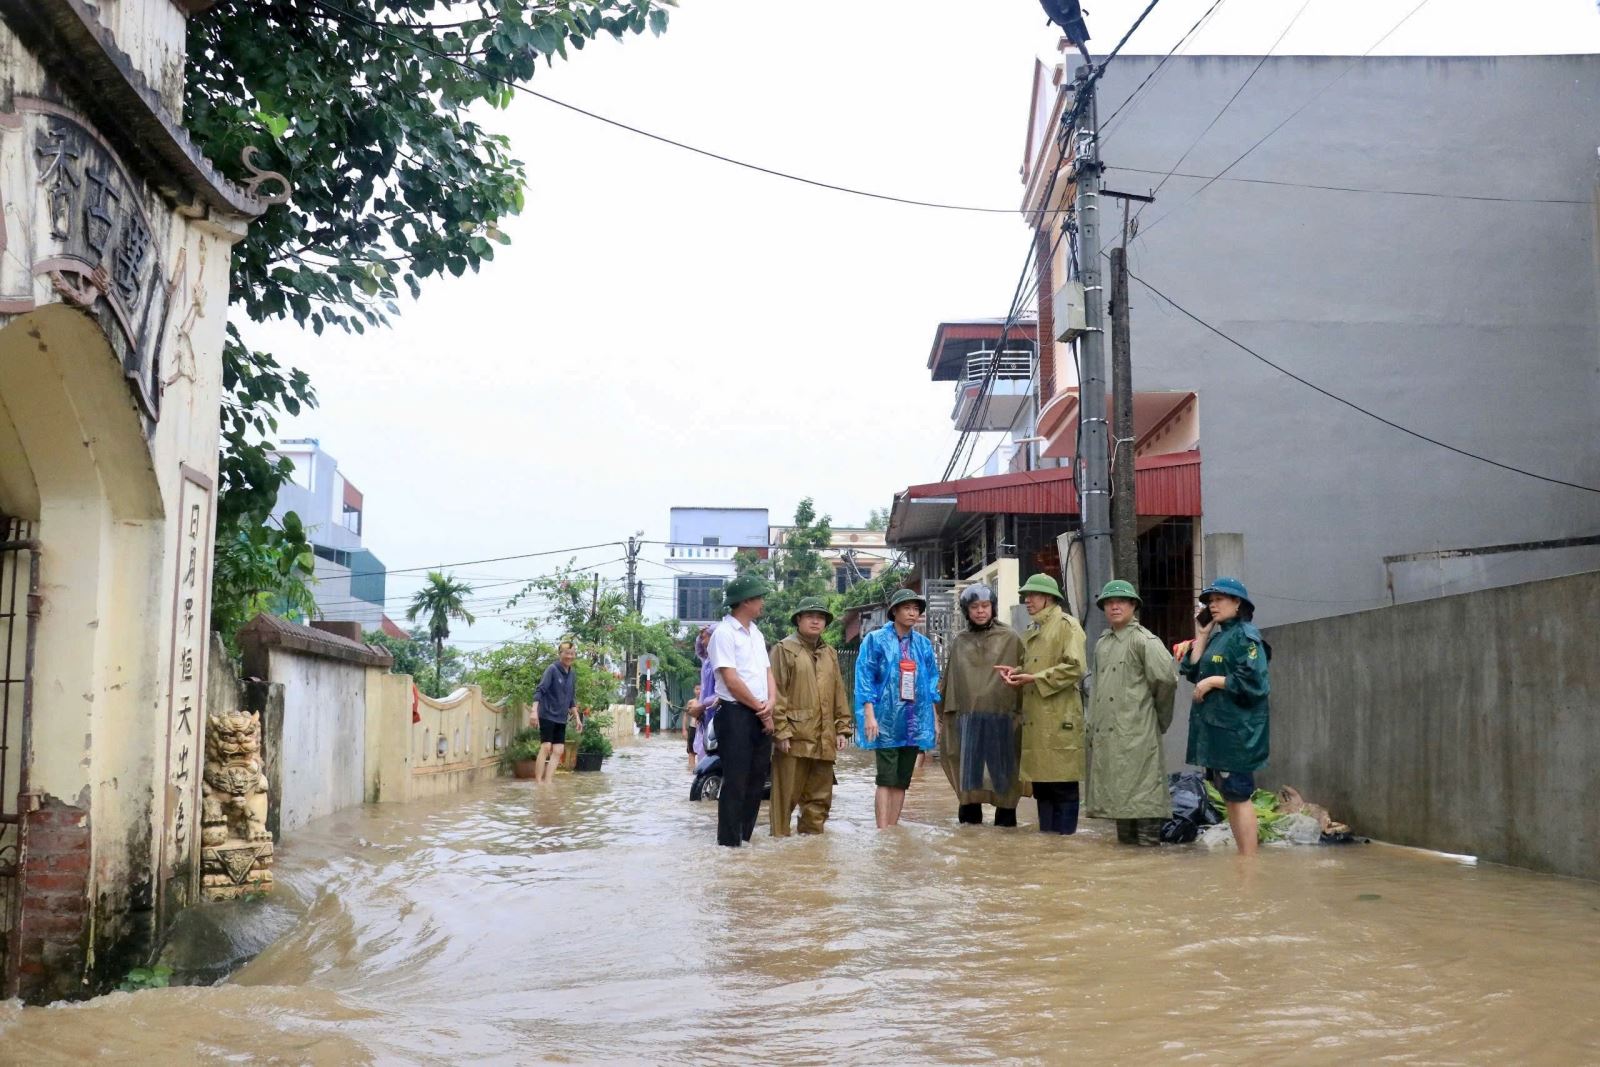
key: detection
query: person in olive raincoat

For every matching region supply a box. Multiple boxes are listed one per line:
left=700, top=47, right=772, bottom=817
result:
left=1084, top=580, right=1178, bottom=846
left=939, top=584, right=1024, bottom=827
left=769, top=597, right=853, bottom=836
left=1005, top=573, right=1087, bottom=835
left=1180, top=577, right=1270, bottom=856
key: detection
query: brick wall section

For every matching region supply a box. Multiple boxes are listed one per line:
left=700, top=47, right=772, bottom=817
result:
left=15, top=798, right=90, bottom=1004
left=1035, top=227, right=1056, bottom=400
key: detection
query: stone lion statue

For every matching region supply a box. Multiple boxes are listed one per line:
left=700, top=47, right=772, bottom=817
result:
left=201, top=709, right=270, bottom=845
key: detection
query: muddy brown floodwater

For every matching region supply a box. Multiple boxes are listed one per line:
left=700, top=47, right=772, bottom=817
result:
left=4, top=738, right=1599, bottom=1064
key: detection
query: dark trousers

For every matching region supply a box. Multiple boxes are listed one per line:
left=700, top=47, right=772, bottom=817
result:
left=717, top=702, right=771, bottom=848
left=1033, top=781, right=1080, bottom=835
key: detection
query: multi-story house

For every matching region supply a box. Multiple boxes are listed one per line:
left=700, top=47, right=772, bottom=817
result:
left=890, top=51, right=1600, bottom=647
left=667, top=507, right=770, bottom=625
left=1018, top=51, right=1600, bottom=625
left=769, top=524, right=895, bottom=594
left=270, top=439, right=399, bottom=633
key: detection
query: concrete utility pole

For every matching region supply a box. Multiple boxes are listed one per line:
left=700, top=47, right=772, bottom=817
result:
left=1104, top=188, right=1154, bottom=588
left=623, top=533, right=642, bottom=702
left=1072, top=67, right=1111, bottom=651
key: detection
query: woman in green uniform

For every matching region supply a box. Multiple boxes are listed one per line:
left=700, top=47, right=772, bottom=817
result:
left=1180, top=577, right=1271, bottom=855
left=939, top=584, right=1024, bottom=827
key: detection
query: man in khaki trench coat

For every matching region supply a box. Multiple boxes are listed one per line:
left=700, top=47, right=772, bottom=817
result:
left=769, top=597, right=852, bottom=835
left=1004, top=573, right=1087, bottom=835
left=1084, top=580, right=1178, bottom=846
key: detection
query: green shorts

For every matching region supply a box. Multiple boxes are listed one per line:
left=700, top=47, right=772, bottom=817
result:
left=875, top=746, right=920, bottom=789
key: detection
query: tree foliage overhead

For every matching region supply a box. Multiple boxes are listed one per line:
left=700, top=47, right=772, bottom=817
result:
left=734, top=498, right=836, bottom=646
left=505, top=564, right=696, bottom=696
left=187, top=0, right=675, bottom=628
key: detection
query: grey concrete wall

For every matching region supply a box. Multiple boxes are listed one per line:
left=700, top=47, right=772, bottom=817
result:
left=265, top=647, right=368, bottom=834
left=1261, top=569, right=1600, bottom=881
left=1097, top=55, right=1600, bottom=627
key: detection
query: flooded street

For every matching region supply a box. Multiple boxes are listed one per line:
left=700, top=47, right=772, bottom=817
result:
left=5, top=738, right=1600, bottom=1064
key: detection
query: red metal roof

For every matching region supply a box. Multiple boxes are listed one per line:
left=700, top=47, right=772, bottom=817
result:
left=927, top=319, right=1040, bottom=373
left=903, top=450, right=1201, bottom=517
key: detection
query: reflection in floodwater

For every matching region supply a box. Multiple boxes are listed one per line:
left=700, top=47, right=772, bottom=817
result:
left=4, top=740, right=1600, bottom=1064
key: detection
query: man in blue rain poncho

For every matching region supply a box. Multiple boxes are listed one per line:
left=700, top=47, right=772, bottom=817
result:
left=855, top=588, right=941, bottom=829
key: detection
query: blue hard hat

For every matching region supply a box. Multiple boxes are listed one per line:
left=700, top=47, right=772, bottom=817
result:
left=1200, top=576, right=1253, bottom=610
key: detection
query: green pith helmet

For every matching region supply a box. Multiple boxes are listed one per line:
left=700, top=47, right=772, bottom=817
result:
left=1018, top=573, right=1064, bottom=601
left=887, top=588, right=928, bottom=616
left=1096, top=579, right=1141, bottom=607
left=790, top=596, right=835, bottom=626
left=723, top=573, right=771, bottom=609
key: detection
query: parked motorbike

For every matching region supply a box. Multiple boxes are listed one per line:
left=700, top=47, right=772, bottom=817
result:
left=688, top=753, right=772, bottom=803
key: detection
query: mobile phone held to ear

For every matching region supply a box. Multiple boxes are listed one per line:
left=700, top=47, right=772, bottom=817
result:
left=1195, top=604, right=1213, bottom=627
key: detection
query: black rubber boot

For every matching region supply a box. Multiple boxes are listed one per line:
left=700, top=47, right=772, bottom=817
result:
left=993, top=807, right=1018, bottom=828
left=958, top=803, right=983, bottom=825
left=1136, top=818, right=1163, bottom=846
left=1055, top=785, right=1080, bottom=835
left=1036, top=801, right=1057, bottom=832
left=1116, top=819, right=1139, bottom=844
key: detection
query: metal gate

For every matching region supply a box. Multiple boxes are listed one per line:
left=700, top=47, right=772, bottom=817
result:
left=0, top=518, right=40, bottom=996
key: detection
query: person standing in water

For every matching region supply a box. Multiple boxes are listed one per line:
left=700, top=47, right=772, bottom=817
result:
left=707, top=575, right=775, bottom=848
left=1084, top=580, right=1178, bottom=846
left=854, top=588, right=941, bottom=829
left=532, top=640, right=580, bottom=784
left=1006, top=574, right=1086, bottom=835
left=768, top=597, right=852, bottom=836
left=938, top=584, right=1024, bottom=827
left=688, top=626, right=720, bottom=766
left=1181, top=577, right=1271, bottom=856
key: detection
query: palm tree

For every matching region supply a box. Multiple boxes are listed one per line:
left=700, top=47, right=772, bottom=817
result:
left=406, top=571, right=476, bottom=694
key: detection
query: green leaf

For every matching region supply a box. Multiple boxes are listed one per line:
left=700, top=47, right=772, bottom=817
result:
left=255, top=111, right=291, bottom=139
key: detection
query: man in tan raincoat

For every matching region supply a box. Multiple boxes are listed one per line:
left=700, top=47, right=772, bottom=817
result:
left=769, top=597, right=852, bottom=836
left=1005, top=573, right=1087, bottom=835
left=1084, top=579, right=1178, bottom=846
left=939, top=583, right=1024, bottom=827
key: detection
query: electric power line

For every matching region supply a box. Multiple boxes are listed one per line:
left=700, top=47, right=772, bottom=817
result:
left=1100, top=0, right=1230, bottom=137
left=331, top=540, right=625, bottom=582
left=1136, top=0, right=1438, bottom=238
left=1105, top=165, right=1589, bottom=207
left=1127, top=268, right=1600, bottom=495
left=1129, top=0, right=1317, bottom=231
left=941, top=0, right=1171, bottom=483
left=307, top=0, right=1056, bottom=216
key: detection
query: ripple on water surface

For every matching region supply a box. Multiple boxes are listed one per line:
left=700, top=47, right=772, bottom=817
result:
left=4, top=740, right=1600, bottom=1064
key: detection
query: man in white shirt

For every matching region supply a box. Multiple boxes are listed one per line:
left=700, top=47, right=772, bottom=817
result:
left=707, top=573, right=775, bottom=847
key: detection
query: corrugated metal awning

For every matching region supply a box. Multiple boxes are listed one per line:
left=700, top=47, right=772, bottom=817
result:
left=887, top=451, right=1200, bottom=545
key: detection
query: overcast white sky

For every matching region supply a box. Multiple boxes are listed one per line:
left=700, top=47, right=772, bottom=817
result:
left=248, top=0, right=1600, bottom=647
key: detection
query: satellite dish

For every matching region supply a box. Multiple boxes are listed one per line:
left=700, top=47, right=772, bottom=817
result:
left=1059, top=531, right=1087, bottom=622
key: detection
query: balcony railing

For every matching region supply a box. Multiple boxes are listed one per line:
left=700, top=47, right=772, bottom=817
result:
left=951, top=349, right=1033, bottom=432
left=667, top=544, right=736, bottom=561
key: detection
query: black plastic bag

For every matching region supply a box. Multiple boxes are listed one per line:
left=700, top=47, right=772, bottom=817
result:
left=1162, top=771, right=1220, bottom=843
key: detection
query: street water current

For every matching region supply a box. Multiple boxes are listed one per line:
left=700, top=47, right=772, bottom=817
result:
left=4, top=738, right=1599, bottom=1064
